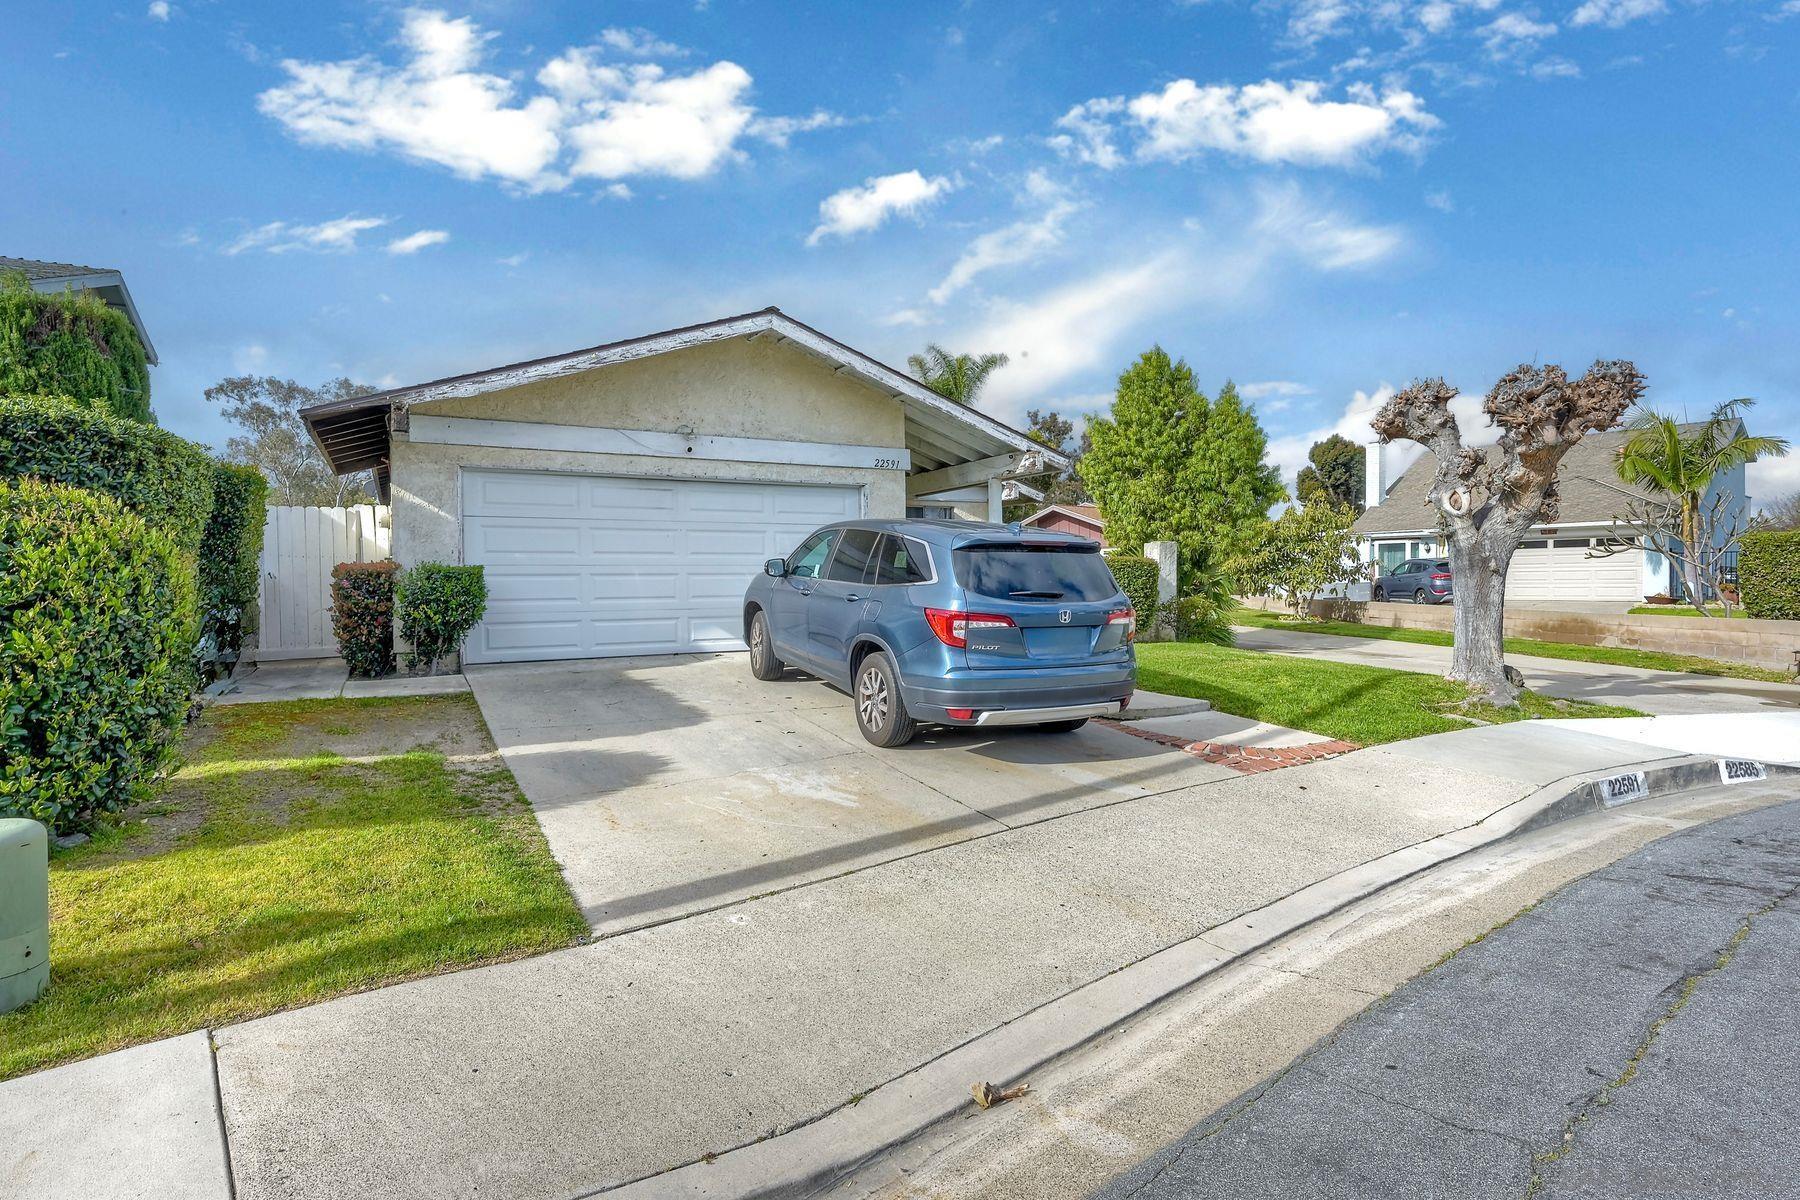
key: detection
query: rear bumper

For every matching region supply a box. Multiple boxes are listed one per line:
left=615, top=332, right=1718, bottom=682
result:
left=899, top=660, right=1136, bottom=726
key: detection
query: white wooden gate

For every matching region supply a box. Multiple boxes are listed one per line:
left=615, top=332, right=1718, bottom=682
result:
left=256, top=505, right=392, bottom=660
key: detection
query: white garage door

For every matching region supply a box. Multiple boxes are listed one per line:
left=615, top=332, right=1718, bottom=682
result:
left=461, top=470, right=862, bottom=664
left=1505, top=539, right=1642, bottom=604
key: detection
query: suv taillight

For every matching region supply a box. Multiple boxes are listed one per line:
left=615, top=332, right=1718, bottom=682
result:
left=1107, top=607, right=1137, bottom=642
left=924, top=608, right=1016, bottom=648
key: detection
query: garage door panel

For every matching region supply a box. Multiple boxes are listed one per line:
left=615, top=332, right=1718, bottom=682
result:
left=462, top=470, right=861, bottom=663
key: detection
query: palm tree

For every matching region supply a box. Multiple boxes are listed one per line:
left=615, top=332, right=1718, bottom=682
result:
left=1615, top=397, right=1789, bottom=606
left=906, top=344, right=1009, bottom=405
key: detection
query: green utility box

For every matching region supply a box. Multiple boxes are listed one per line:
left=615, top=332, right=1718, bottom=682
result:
left=1, top=818, right=50, bottom=1013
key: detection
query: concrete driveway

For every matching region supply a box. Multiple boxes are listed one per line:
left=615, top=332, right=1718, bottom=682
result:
left=466, top=653, right=1236, bottom=934
left=1233, top=626, right=1800, bottom=715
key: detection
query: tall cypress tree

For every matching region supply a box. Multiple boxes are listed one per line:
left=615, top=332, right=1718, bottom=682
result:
left=1079, top=349, right=1286, bottom=585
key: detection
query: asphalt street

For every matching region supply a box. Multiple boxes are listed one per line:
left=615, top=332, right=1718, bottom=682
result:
left=1094, top=795, right=1800, bottom=1199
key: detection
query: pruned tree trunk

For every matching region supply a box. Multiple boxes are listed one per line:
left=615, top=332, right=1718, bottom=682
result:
left=1372, top=363, right=1645, bottom=708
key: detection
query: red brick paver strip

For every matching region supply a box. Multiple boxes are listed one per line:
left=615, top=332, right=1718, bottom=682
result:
left=1097, top=718, right=1360, bottom=775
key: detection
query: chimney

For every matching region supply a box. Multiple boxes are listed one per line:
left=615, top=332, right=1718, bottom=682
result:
left=1365, top=442, right=1388, bottom=510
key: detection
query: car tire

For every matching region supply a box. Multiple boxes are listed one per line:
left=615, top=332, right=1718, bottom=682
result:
left=748, top=610, right=785, bottom=681
left=1037, top=718, right=1089, bottom=733
left=853, top=652, right=917, bottom=748
left=1413, top=588, right=1429, bottom=605
left=1372, top=587, right=1386, bottom=601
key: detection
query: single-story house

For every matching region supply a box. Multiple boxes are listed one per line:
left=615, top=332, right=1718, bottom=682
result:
left=1020, top=503, right=1107, bottom=546
left=1354, top=423, right=1742, bottom=605
left=1, top=255, right=159, bottom=365
left=301, top=308, right=1066, bottom=664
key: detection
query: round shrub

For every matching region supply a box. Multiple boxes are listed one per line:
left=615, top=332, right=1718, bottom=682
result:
left=396, top=564, right=488, bottom=675
left=1107, top=553, right=1160, bottom=620
left=0, top=393, right=214, bottom=556
left=1739, top=530, right=1800, bottom=621
left=0, top=278, right=152, bottom=422
left=0, top=480, right=197, bottom=835
left=197, top=462, right=269, bottom=677
left=331, top=561, right=398, bottom=678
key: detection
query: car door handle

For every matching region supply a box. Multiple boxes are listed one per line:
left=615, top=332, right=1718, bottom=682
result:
left=843, top=593, right=861, bottom=602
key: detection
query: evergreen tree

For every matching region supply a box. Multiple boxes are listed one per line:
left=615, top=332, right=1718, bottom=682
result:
left=1295, top=433, right=1365, bottom=512
left=1079, top=349, right=1285, bottom=584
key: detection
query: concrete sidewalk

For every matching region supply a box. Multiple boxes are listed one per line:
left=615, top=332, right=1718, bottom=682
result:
left=6, top=721, right=1789, bottom=1200
left=211, top=658, right=470, bottom=704
left=1232, top=625, right=1800, bottom=716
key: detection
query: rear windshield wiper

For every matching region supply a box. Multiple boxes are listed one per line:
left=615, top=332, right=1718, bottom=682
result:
left=1008, top=590, right=1065, bottom=598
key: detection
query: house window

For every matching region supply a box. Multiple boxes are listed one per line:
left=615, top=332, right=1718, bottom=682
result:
left=1375, top=542, right=1409, bottom=572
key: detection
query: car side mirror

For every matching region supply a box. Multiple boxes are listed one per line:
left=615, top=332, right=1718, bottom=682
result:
left=764, top=558, right=788, bottom=578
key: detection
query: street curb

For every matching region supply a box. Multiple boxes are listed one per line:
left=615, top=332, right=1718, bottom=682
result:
left=593, top=752, right=1798, bottom=1200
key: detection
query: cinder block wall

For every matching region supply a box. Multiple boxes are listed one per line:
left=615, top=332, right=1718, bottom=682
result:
left=1286, top=599, right=1800, bottom=673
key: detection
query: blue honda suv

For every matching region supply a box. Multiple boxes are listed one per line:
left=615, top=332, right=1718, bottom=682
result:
left=743, top=519, right=1138, bottom=747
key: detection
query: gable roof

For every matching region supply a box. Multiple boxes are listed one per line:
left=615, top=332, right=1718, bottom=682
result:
left=1, top=256, right=158, bottom=365
left=1354, top=423, right=1713, bottom=535
left=1023, top=503, right=1103, bottom=528
left=302, top=308, right=1068, bottom=500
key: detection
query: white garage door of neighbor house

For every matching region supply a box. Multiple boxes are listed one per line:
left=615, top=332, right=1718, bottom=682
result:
left=461, top=470, right=862, bottom=664
left=1505, top=539, right=1642, bottom=603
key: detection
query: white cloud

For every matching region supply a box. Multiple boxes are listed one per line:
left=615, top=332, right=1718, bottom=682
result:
left=497, top=251, right=529, bottom=267
left=386, top=228, right=450, bottom=254
left=746, top=109, right=849, bottom=147
left=147, top=1, right=171, bottom=20
left=929, top=177, right=1083, bottom=304
left=1748, top=452, right=1800, bottom=512
left=1241, top=380, right=1313, bottom=413
left=1481, top=11, right=1558, bottom=55
left=1268, top=385, right=1393, bottom=482
left=1056, top=80, right=1438, bottom=170
left=806, top=170, right=956, bottom=245
left=1253, top=182, right=1404, bottom=269
left=1048, top=97, right=1127, bottom=168
left=258, top=8, right=828, bottom=193
left=225, top=215, right=389, bottom=255
left=962, top=185, right=1403, bottom=419
left=1569, top=0, right=1666, bottom=27
left=1529, top=55, right=1582, bottom=78
left=598, top=27, right=685, bottom=57
left=1425, top=188, right=1456, bottom=212
left=881, top=308, right=934, bottom=327
left=233, top=343, right=269, bottom=372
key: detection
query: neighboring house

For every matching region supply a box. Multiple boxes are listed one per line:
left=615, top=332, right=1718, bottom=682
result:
left=1354, top=424, right=1744, bottom=605
left=301, top=307, right=1065, bottom=664
left=0, top=255, right=159, bottom=364
left=1020, top=503, right=1108, bottom=546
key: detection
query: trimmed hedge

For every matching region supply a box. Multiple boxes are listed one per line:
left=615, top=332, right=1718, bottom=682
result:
left=332, top=561, right=398, bottom=678
left=1107, top=554, right=1160, bottom=621
left=1740, top=531, right=1800, bottom=620
left=397, top=564, right=488, bottom=674
left=0, top=277, right=152, bottom=423
left=0, top=480, right=196, bottom=835
left=0, top=393, right=214, bottom=556
left=198, top=463, right=269, bottom=675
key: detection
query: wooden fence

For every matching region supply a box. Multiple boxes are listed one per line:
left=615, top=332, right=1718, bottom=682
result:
left=256, top=505, right=391, bottom=661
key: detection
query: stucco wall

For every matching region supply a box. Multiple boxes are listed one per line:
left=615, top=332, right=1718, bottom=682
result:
left=390, top=337, right=910, bottom=568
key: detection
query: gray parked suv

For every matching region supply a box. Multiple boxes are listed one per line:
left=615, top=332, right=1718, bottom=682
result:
left=742, top=519, right=1138, bottom=747
left=1373, top=557, right=1454, bottom=604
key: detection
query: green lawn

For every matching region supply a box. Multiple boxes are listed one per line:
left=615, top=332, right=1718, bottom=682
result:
left=1626, top=604, right=1738, bottom=618
left=1231, top=607, right=1791, bottom=684
left=1135, top=641, right=1644, bottom=746
left=0, top=694, right=585, bottom=1081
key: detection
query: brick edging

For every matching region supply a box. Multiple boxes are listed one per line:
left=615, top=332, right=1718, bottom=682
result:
left=1096, top=718, right=1360, bottom=775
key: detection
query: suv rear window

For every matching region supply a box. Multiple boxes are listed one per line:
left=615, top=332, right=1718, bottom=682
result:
left=953, top=543, right=1120, bottom=603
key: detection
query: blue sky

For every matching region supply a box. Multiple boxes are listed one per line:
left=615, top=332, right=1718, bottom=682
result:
left=6, top=0, right=1798, bottom=503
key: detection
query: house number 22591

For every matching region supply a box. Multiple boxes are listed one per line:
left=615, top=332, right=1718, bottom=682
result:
left=873, top=457, right=902, bottom=470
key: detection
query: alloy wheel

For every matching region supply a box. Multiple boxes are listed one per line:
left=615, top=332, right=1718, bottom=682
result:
left=857, top=665, right=889, bottom=731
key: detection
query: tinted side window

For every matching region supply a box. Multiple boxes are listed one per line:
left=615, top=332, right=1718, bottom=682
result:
left=788, top=530, right=839, bottom=578
left=871, top=535, right=930, bottom=585
left=826, top=529, right=880, bottom=582
left=1433, top=561, right=1450, bottom=572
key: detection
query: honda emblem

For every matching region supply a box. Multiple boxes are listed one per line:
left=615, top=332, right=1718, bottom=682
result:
left=1058, top=609, right=1072, bottom=624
